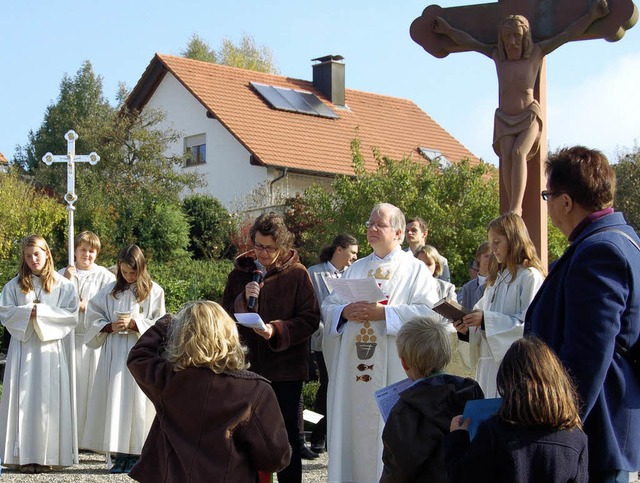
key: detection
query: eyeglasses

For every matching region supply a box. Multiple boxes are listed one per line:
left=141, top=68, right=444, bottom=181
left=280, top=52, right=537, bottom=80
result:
left=540, top=190, right=562, bottom=201
left=365, top=221, right=392, bottom=230
left=253, top=243, right=279, bottom=254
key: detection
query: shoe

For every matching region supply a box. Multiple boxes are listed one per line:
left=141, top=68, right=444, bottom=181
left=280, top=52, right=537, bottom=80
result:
left=20, top=464, right=36, bottom=474
left=110, top=457, right=127, bottom=474
left=311, top=440, right=326, bottom=454
left=300, top=444, right=319, bottom=460
left=34, top=464, right=52, bottom=473
left=123, top=456, right=138, bottom=474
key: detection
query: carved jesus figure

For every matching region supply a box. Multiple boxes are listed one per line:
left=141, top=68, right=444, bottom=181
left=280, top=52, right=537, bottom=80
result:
left=433, top=0, right=609, bottom=215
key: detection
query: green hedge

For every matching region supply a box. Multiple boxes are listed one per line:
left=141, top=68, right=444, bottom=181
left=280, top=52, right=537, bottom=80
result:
left=149, top=259, right=234, bottom=314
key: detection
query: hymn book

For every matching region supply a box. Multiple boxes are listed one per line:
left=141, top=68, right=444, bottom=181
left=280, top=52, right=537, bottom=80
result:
left=431, top=298, right=470, bottom=321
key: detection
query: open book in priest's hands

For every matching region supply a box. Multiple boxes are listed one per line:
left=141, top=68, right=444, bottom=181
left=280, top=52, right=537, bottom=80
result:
left=431, top=298, right=471, bottom=322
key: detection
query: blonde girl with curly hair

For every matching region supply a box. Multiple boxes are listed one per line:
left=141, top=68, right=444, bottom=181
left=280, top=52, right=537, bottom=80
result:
left=127, top=301, right=291, bottom=482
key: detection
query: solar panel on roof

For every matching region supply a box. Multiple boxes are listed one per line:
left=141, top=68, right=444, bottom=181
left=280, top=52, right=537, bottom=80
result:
left=299, top=92, right=339, bottom=118
left=250, top=82, right=339, bottom=119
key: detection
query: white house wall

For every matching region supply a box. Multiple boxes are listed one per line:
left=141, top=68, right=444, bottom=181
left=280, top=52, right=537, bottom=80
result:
left=144, top=73, right=268, bottom=208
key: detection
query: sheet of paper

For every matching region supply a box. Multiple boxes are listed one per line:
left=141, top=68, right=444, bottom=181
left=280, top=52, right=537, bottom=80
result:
left=234, top=312, right=267, bottom=331
left=303, top=409, right=324, bottom=425
left=462, top=397, right=502, bottom=440
left=325, top=277, right=386, bottom=304
left=373, top=377, right=413, bottom=422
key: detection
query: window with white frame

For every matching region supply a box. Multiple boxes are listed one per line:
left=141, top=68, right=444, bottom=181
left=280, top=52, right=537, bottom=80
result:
left=185, top=134, right=206, bottom=167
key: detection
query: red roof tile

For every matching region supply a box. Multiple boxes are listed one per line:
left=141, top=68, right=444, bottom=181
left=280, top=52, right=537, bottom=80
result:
left=127, top=54, right=479, bottom=176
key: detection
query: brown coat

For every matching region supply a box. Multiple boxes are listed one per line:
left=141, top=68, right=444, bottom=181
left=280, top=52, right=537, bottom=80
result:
left=222, top=249, right=320, bottom=382
left=127, top=316, right=291, bottom=483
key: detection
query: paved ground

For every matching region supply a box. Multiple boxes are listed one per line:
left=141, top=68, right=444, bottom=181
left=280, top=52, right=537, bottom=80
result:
left=2, top=450, right=638, bottom=482
left=0, top=451, right=329, bottom=482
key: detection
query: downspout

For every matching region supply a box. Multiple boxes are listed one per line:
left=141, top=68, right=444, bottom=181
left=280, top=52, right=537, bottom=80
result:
left=269, top=167, right=288, bottom=204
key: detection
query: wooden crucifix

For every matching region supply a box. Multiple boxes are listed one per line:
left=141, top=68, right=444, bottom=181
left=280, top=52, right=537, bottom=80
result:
left=411, top=0, right=638, bottom=264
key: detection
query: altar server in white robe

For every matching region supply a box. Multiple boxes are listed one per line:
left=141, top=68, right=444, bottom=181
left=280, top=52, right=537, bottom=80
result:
left=0, top=235, right=79, bottom=474
left=323, top=203, right=439, bottom=483
left=82, top=244, right=165, bottom=474
left=59, top=231, right=115, bottom=445
left=454, top=213, right=545, bottom=397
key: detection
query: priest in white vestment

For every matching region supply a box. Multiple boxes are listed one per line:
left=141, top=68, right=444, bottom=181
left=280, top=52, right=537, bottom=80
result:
left=0, top=235, right=79, bottom=471
left=323, top=203, right=439, bottom=483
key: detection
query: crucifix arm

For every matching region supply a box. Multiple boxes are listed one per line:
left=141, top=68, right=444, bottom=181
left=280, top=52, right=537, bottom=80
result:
left=432, top=16, right=494, bottom=58
left=540, top=0, right=610, bottom=55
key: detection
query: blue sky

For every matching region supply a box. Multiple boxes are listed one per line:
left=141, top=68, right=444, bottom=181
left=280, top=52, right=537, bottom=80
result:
left=2, top=0, right=639, bottom=166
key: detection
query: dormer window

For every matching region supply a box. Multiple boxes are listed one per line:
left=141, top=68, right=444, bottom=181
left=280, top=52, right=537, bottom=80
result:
left=418, top=147, right=451, bottom=169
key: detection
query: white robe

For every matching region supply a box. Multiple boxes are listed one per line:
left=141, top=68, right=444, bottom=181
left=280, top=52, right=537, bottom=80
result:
left=461, top=265, right=544, bottom=397
left=0, top=273, right=79, bottom=467
left=322, top=247, right=438, bottom=483
left=58, top=265, right=115, bottom=445
left=81, top=281, right=165, bottom=455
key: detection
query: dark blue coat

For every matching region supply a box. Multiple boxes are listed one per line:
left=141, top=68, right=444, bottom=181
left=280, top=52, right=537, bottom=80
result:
left=444, top=416, right=588, bottom=483
left=524, top=212, right=640, bottom=472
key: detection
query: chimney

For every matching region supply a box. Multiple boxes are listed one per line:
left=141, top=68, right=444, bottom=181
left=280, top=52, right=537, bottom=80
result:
left=312, top=55, right=345, bottom=107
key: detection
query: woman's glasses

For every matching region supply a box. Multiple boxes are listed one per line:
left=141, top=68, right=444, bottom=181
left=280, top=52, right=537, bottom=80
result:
left=254, top=243, right=278, bottom=254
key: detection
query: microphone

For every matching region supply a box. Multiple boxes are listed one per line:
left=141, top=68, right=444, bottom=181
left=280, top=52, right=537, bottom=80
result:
left=248, top=269, right=264, bottom=309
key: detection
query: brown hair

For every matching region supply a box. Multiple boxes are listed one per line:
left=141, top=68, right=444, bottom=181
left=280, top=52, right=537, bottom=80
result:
left=475, top=241, right=490, bottom=260
left=75, top=231, right=101, bottom=252
left=112, top=245, right=152, bottom=302
left=166, top=300, right=249, bottom=373
left=414, top=245, right=444, bottom=277
left=319, top=233, right=358, bottom=263
left=486, top=213, right=546, bottom=286
left=250, top=212, right=294, bottom=258
left=18, top=235, right=56, bottom=293
left=497, top=336, right=582, bottom=431
left=407, top=216, right=429, bottom=233
left=545, top=146, right=616, bottom=212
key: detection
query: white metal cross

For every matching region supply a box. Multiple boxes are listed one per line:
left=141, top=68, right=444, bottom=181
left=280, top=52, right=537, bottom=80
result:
left=41, top=129, right=99, bottom=465
left=42, top=130, right=100, bottom=265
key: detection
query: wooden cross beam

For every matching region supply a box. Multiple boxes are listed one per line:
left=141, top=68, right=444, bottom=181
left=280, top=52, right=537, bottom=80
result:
left=410, top=0, right=638, bottom=58
left=410, top=0, right=637, bottom=265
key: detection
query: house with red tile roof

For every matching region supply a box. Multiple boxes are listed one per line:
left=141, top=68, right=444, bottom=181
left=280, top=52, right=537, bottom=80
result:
left=126, top=53, right=479, bottom=213
left=0, top=151, right=8, bottom=173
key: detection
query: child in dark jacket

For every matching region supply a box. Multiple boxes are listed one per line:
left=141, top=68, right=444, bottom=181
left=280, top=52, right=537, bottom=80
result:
left=380, top=317, right=484, bottom=483
left=445, top=336, right=588, bottom=483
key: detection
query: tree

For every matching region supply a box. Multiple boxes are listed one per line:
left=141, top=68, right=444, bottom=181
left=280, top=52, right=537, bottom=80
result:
left=14, top=61, right=112, bottom=183
left=14, top=61, right=203, bottom=260
left=0, top=167, right=66, bottom=261
left=614, top=145, right=640, bottom=232
left=285, top=139, right=500, bottom=286
left=181, top=33, right=279, bottom=74
left=183, top=195, right=236, bottom=260
left=180, top=34, right=217, bottom=63
left=218, top=35, right=279, bottom=74
left=74, top=105, right=202, bottom=259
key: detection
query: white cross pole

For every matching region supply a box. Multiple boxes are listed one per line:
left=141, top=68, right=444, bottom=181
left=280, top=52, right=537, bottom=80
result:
left=42, top=130, right=100, bottom=465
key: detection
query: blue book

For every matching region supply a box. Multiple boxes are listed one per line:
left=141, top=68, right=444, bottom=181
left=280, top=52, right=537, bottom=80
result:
left=462, top=397, right=502, bottom=440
